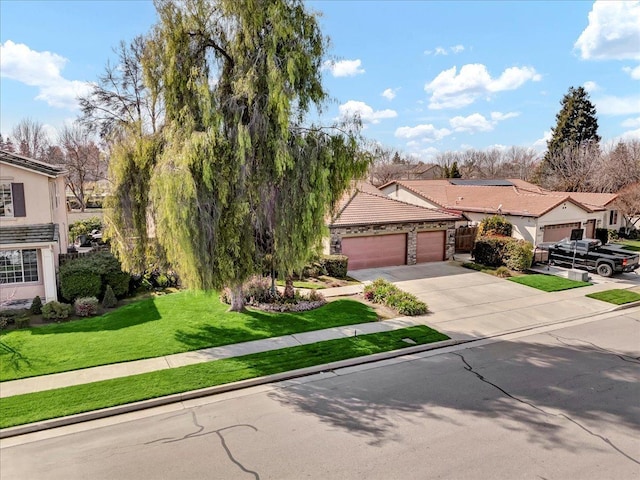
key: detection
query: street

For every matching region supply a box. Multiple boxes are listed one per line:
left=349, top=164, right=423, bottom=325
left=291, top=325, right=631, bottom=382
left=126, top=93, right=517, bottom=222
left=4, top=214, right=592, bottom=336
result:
left=2, top=307, right=639, bottom=480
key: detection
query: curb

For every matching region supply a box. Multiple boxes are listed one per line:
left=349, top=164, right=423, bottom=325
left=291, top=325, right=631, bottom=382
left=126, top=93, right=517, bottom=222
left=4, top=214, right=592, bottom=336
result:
left=0, top=338, right=463, bottom=439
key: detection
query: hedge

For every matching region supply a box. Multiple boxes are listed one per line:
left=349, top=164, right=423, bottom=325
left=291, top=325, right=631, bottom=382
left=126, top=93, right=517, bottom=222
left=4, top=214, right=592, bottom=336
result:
left=478, top=215, right=513, bottom=237
left=473, top=236, right=533, bottom=271
left=59, top=252, right=130, bottom=302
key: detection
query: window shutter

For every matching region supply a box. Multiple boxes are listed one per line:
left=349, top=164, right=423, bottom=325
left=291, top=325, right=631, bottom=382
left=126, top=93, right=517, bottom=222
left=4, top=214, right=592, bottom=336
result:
left=11, top=183, right=26, bottom=217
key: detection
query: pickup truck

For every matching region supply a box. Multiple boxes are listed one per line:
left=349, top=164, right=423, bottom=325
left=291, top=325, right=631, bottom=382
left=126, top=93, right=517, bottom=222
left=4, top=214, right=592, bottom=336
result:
left=545, top=238, right=640, bottom=277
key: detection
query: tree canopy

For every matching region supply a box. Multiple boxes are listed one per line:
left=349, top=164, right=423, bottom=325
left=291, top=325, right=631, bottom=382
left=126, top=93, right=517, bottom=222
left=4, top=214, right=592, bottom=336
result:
left=106, top=0, right=369, bottom=310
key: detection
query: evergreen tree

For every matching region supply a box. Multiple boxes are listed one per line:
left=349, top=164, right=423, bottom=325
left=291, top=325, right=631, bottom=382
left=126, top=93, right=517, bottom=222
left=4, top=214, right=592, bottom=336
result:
left=107, top=0, right=369, bottom=311
left=450, top=161, right=462, bottom=178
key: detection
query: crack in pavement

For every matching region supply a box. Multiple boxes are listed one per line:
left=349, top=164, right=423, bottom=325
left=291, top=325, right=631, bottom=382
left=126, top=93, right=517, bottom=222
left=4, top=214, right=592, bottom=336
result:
left=547, top=333, right=640, bottom=364
left=453, top=353, right=640, bottom=466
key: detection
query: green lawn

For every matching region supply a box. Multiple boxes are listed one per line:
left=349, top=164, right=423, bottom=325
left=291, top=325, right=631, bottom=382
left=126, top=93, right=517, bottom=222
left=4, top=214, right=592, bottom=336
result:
left=0, top=291, right=377, bottom=381
left=0, top=326, right=448, bottom=429
left=508, top=274, right=591, bottom=292
left=276, top=279, right=326, bottom=290
left=617, top=239, right=640, bottom=252
left=586, top=289, right=640, bottom=305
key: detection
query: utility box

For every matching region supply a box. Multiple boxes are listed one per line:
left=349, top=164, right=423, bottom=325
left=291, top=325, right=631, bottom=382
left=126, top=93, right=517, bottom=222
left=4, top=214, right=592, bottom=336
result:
left=568, top=270, right=589, bottom=282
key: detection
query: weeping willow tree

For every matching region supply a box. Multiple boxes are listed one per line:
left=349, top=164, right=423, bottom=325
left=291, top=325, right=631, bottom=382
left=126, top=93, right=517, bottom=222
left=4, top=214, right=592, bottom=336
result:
left=106, top=0, right=369, bottom=311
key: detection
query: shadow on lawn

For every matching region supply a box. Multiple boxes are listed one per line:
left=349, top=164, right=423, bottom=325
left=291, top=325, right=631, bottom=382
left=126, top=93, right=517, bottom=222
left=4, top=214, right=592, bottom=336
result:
left=29, top=298, right=162, bottom=335
left=174, top=299, right=378, bottom=350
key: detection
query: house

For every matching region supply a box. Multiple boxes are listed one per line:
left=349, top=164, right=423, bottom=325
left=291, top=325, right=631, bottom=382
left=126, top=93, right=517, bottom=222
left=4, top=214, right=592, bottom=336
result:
left=0, top=150, right=69, bottom=304
left=327, top=182, right=461, bottom=270
left=380, top=179, right=621, bottom=245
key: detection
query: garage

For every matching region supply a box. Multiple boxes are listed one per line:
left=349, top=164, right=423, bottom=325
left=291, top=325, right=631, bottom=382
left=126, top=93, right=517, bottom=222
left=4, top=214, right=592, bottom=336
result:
left=416, top=230, right=445, bottom=263
left=543, top=222, right=581, bottom=242
left=341, top=233, right=407, bottom=270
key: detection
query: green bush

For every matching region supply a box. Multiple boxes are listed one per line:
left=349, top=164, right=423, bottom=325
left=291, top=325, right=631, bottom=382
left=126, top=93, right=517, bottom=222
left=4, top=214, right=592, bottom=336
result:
left=29, top=295, right=43, bottom=314
left=69, top=217, right=102, bottom=241
left=0, top=318, right=7, bottom=330
left=363, top=278, right=428, bottom=316
left=59, top=252, right=130, bottom=302
left=320, top=254, right=349, bottom=278
left=478, top=215, right=513, bottom=237
left=473, top=236, right=533, bottom=271
left=102, top=285, right=117, bottom=309
left=74, top=297, right=100, bottom=317
left=15, top=315, right=30, bottom=329
left=42, top=301, right=73, bottom=320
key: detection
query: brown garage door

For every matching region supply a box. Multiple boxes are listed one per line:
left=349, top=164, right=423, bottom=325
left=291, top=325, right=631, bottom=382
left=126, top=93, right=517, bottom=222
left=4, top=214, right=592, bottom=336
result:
left=417, top=230, right=445, bottom=263
left=341, top=234, right=407, bottom=270
left=543, top=222, right=581, bottom=242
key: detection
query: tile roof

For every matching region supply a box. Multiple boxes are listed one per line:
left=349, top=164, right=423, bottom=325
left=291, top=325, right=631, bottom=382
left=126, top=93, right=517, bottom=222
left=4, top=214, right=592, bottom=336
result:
left=0, top=150, right=67, bottom=177
left=391, top=179, right=595, bottom=217
left=0, top=223, right=59, bottom=245
left=566, top=192, right=617, bottom=210
left=330, top=190, right=461, bottom=227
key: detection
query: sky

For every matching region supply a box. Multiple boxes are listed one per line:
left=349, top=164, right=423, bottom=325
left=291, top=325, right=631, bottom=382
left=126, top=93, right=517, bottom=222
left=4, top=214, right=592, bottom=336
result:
left=1, top=0, right=639, bottom=162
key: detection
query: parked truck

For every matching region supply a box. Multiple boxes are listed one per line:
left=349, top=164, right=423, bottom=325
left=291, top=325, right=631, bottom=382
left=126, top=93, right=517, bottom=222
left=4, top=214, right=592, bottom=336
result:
left=546, top=238, right=640, bottom=277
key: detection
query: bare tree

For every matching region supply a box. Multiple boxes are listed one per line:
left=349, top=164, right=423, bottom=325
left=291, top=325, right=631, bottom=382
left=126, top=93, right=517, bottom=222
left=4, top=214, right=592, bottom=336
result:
left=78, top=35, right=162, bottom=139
left=502, top=146, right=538, bottom=180
left=535, top=143, right=600, bottom=192
left=10, top=118, right=51, bottom=160
left=56, top=123, right=106, bottom=211
left=613, top=182, right=640, bottom=231
left=593, top=140, right=640, bottom=193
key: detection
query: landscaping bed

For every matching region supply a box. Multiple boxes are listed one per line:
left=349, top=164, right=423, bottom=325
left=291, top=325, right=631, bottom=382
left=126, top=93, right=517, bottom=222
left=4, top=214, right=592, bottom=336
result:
left=0, top=325, right=449, bottom=429
left=0, top=290, right=378, bottom=381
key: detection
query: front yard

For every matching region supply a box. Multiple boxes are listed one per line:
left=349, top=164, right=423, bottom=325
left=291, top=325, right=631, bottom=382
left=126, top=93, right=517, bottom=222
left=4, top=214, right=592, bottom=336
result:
left=0, top=291, right=377, bottom=381
left=507, top=274, right=591, bottom=292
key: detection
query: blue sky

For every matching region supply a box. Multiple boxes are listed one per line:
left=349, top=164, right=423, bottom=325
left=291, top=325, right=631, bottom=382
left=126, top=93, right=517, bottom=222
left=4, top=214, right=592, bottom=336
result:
left=1, top=0, right=639, bottom=161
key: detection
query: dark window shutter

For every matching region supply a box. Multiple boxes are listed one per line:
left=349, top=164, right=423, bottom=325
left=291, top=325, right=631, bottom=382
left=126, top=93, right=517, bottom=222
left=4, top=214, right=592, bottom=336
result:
left=11, top=183, right=26, bottom=217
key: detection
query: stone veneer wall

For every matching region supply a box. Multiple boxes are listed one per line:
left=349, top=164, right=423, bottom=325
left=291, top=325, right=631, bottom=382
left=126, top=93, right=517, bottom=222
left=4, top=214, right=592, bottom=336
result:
left=330, top=221, right=456, bottom=265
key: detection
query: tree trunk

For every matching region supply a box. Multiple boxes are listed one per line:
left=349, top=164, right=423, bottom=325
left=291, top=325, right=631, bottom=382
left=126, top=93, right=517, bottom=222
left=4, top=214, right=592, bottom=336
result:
left=229, top=283, right=245, bottom=312
left=283, top=276, right=294, bottom=299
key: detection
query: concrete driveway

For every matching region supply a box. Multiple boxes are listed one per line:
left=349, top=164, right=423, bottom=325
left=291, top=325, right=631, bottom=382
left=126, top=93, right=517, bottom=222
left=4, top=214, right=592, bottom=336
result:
left=349, top=261, right=624, bottom=341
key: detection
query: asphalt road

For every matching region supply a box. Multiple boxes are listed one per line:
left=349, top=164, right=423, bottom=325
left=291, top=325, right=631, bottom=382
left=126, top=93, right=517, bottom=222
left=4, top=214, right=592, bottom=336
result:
left=2, top=308, right=639, bottom=480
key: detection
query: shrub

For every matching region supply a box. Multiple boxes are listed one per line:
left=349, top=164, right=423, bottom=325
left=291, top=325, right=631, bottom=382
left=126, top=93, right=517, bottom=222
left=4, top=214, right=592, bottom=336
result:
left=244, top=275, right=274, bottom=303
left=595, top=228, right=609, bottom=244
left=29, top=295, right=43, bottom=314
left=74, top=297, right=100, bottom=317
left=69, top=216, right=102, bottom=241
left=15, top=315, right=31, bottom=329
left=473, top=236, right=533, bottom=271
left=102, top=285, right=117, bottom=309
left=320, top=255, right=349, bottom=278
left=42, top=301, right=73, bottom=320
left=59, top=251, right=130, bottom=301
left=363, top=278, right=428, bottom=316
left=478, top=215, right=513, bottom=237
left=0, top=318, right=7, bottom=330
left=495, top=266, right=511, bottom=278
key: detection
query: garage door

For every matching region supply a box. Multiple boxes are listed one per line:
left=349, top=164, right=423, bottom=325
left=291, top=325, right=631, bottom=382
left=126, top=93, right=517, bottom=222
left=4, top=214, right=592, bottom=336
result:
left=416, top=230, right=446, bottom=263
left=543, top=222, right=581, bottom=242
left=341, top=234, right=407, bottom=270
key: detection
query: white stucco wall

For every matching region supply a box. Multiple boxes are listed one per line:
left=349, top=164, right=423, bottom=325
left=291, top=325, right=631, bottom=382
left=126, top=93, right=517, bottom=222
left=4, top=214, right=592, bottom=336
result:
left=380, top=184, right=442, bottom=209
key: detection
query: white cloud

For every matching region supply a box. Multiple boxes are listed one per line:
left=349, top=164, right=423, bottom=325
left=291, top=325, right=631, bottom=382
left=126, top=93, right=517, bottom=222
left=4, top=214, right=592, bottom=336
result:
left=583, top=80, right=599, bottom=92
left=449, top=111, right=519, bottom=133
left=622, top=65, right=640, bottom=79
left=619, top=128, right=640, bottom=140
left=381, top=88, right=397, bottom=100
left=621, top=117, right=640, bottom=128
left=575, top=1, right=640, bottom=60
left=533, top=130, right=552, bottom=149
left=322, top=59, right=365, bottom=77
left=0, top=40, right=91, bottom=110
left=424, top=63, right=541, bottom=109
left=425, top=45, right=465, bottom=56
left=338, top=100, right=397, bottom=124
left=594, top=94, right=640, bottom=115
left=395, top=124, right=451, bottom=142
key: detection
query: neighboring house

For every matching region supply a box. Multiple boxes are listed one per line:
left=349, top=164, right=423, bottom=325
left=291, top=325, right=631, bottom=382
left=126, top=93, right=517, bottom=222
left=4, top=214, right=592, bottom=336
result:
left=0, top=150, right=69, bottom=304
left=380, top=179, right=621, bottom=245
left=327, top=182, right=461, bottom=270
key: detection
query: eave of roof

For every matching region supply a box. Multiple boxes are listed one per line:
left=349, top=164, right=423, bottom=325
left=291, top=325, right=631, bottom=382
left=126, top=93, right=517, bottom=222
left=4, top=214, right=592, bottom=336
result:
left=0, top=150, right=68, bottom=177
left=0, top=223, right=59, bottom=245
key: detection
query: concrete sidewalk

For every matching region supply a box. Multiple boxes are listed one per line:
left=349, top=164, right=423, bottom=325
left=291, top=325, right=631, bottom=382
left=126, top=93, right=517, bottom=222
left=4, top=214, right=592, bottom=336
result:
left=1, top=262, right=636, bottom=399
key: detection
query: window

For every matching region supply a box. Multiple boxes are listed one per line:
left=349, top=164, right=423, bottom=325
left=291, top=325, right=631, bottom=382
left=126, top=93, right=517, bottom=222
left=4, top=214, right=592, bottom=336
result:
left=609, top=210, right=618, bottom=225
left=0, top=183, right=13, bottom=217
left=0, top=250, right=39, bottom=284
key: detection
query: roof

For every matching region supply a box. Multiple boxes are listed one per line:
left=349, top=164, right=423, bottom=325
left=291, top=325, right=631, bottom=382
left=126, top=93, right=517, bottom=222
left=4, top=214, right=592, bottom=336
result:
left=330, top=190, right=461, bottom=227
left=0, top=150, right=67, bottom=177
left=566, top=192, right=617, bottom=210
left=387, top=179, right=595, bottom=217
left=0, top=223, right=59, bottom=245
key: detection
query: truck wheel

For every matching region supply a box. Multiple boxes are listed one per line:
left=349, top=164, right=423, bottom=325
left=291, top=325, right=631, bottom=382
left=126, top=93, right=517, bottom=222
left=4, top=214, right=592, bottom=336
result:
left=596, top=263, right=613, bottom=277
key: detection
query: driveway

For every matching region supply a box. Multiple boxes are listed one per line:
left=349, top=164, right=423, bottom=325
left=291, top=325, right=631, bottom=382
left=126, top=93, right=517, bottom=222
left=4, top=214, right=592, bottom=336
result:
left=350, top=261, right=623, bottom=341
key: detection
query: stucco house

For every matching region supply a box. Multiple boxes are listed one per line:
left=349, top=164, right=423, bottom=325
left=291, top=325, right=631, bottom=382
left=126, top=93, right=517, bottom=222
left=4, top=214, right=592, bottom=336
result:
left=380, top=179, right=622, bottom=245
left=327, top=182, right=461, bottom=270
left=0, top=150, right=69, bottom=304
